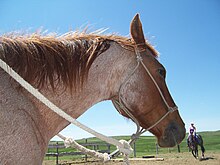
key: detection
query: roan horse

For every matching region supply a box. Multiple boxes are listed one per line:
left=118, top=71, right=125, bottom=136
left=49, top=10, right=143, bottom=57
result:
left=0, top=14, right=185, bottom=164
left=188, top=134, right=205, bottom=159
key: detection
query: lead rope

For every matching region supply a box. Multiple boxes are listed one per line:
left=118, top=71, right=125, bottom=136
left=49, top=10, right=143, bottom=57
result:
left=56, top=133, right=111, bottom=162
left=0, top=59, right=132, bottom=164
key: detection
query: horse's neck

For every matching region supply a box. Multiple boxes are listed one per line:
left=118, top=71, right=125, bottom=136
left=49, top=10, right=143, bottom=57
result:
left=26, top=42, right=134, bottom=141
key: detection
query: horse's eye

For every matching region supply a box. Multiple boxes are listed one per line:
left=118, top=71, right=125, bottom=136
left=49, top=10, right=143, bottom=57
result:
left=158, top=68, right=166, bottom=78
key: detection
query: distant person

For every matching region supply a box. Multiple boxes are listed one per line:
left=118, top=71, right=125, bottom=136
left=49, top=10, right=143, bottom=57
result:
left=187, top=122, right=197, bottom=146
left=189, top=122, right=196, bottom=136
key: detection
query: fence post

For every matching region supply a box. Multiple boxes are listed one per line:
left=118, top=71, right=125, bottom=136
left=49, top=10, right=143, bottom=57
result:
left=156, top=143, right=159, bottom=155
left=107, top=144, right=111, bottom=154
left=47, top=147, right=50, bottom=160
left=56, top=142, right=59, bottom=165
left=85, top=139, right=88, bottom=162
left=177, top=144, right=180, bottom=153
left=133, top=142, right=136, bottom=158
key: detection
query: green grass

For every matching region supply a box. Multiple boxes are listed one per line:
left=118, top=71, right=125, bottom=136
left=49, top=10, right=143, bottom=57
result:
left=45, top=130, right=220, bottom=161
left=198, top=131, right=220, bottom=151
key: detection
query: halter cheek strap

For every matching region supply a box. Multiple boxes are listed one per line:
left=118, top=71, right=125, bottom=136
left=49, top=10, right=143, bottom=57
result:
left=112, top=48, right=178, bottom=145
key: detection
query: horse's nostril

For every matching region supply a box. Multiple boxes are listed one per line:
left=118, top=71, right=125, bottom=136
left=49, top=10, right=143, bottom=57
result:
left=158, top=121, right=186, bottom=147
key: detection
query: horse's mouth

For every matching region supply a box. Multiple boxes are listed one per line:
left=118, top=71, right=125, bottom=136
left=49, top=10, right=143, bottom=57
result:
left=157, top=121, right=186, bottom=147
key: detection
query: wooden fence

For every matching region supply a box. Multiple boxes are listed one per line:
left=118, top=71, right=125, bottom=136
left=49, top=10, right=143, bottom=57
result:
left=46, top=140, right=181, bottom=165
left=46, top=140, right=111, bottom=165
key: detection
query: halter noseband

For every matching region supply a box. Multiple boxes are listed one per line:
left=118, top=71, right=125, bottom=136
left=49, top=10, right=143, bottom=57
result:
left=113, top=47, right=178, bottom=144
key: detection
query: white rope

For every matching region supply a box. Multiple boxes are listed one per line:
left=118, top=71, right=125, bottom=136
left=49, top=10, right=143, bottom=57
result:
left=57, top=133, right=130, bottom=164
left=0, top=59, right=133, bottom=162
left=57, top=133, right=110, bottom=162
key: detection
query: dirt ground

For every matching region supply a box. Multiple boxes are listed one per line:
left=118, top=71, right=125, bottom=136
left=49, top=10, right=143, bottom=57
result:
left=43, top=152, right=220, bottom=165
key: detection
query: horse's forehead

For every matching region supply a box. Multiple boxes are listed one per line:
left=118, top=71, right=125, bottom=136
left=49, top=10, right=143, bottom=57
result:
left=140, top=51, right=163, bottom=71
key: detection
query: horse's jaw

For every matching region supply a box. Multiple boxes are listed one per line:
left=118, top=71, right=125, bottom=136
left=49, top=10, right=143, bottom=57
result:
left=157, top=121, right=186, bottom=147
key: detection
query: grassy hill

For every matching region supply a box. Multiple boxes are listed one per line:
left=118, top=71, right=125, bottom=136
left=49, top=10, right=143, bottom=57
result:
left=46, top=130, right=220, bottom=160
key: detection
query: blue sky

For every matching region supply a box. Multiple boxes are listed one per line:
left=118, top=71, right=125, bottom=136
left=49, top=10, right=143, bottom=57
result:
left=1, top=0, right=220, bottom=140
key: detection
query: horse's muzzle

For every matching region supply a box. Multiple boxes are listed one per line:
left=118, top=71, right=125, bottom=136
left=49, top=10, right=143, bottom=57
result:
left=158, top=121, right=186, bottom=147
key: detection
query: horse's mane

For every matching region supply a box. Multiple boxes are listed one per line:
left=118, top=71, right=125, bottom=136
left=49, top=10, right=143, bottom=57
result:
left=0, top=31, right=158, bottom=90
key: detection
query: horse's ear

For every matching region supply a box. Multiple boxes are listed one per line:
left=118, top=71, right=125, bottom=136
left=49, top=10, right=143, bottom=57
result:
left=130, top=14, right=146, bottom=48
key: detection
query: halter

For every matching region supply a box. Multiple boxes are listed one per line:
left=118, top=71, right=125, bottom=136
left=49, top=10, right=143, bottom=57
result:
left=113, top=47, right=178, bottom=145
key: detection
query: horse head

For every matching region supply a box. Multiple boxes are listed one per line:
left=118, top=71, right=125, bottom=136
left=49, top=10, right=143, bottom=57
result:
left=112, top=14, right=185, bottom=147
